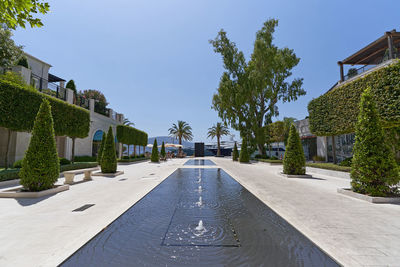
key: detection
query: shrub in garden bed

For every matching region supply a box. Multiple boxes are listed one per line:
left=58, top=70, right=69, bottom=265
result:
left=60, top=162, right=98, bottom=172
left=232, top=142, right=239, bottom=161
left=350, top=88, right=399, bottom=197
left=239, top=138, right=250, bottom=163
left=306, top=163, right=351, bottom=172
left=74, top=156, right=97, bottom=162
left=283, top=124, right=306, bottom=175
left=151, top=139, right=159, bottom=162
left=0, top=169, right=20, bottom=182
left=100, top=127, right=117, bottom=173
left=257, top=159, right=283, bottom=164
left=19, top=99, right=60, bottom=192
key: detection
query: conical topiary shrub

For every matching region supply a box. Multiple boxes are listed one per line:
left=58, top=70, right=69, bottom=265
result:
left=239, top=138, right=250, bottom=163
left=101, top=126, right=117, bottom=173
left=97, top=132, right=106, bottom=165
left=160, top=141, right=166, bottom=159
left=351, top=88, right=400, bottom=196
left=283, top=124, right=306, bottom=175
left=232, top=142, right=239, bottom=161
left=20, top=99, right=60, bottom=191
left=151, top=139, right=159, bottom=162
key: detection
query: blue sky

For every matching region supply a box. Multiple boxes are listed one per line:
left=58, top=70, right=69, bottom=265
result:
left=13, top=0, right=400, bottom=142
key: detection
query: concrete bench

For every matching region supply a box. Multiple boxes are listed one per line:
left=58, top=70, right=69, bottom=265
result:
left=63, top=167, right=99, bottom=185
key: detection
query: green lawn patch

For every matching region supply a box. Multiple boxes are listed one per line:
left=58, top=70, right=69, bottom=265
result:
left=306, top=163, right=351, bottom=172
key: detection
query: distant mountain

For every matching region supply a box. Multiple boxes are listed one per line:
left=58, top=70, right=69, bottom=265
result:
left=148, top=136, right=194, bottom=148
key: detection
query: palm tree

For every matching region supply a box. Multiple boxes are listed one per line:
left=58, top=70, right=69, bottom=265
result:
left=207, top=123, right=230, bottom=156
left=123, top=118, right=134, bottom=126
left=168, top=120, right=193, bottom=156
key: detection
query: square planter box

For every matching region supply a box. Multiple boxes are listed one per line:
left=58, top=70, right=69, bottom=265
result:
left=0, top=184, right=69, bottom=198
left=337, top=188, right=400, bottom=204
left=92, top=170, right=124, bottom=178
left=279, top=172, right=312, bottom=178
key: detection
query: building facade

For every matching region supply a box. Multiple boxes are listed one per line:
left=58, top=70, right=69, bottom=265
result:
left=0, top=53, right=124, bottom=166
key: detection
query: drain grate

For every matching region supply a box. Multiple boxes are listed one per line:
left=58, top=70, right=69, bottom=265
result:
left=119, top=178, right=127, bottom=181
left=73, top=204, right=95, bottom=212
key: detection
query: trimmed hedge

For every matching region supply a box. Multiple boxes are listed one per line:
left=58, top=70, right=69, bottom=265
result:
left=60, top=162, right=98, bottom=172
left=0, top=79, right=90, bottom=138
left=118, top=158, right=148, bottom=163
left=256, top=159, right=283, bottom=164
left=306, top=163, right=351, bottom=172
left=116, top=125, right=148, bottom=147
left=74, top=155, right=97, bottom=162
left=308, top=60, right=400, bottom=136
left=151, top=139, right=159, bottom=162
left=0, top=169, right=20, bottom=182
left=0, top=163, right=98, bottom=182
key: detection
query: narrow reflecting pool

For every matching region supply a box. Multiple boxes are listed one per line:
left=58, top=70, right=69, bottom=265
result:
left=61, top=168, right=340, bottom=267
left=184, top=159, right=216, bottom=166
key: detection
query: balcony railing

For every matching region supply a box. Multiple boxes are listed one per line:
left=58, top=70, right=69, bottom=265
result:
left=76, top=95, right=90, bottom=110
left=31, top=73, right=66, bottom=101
left=94, top=101, right=110, bottom=117
left=343, top=55, right=399, bottom=82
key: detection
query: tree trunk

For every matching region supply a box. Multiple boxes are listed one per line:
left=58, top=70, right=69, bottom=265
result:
left=72, top=137, right=76, bottom=164
left=257, top=143, right=265, bottom=156
left=179, top=137, right=182, bottom=157
left=217, top=136, right=221, bottom=156
left=127, top=144, right=130, bottom=158
left=134, top=145, right=136, bottom=157
left=139, top=146, right=141, bottom=156
left=4, top=129, right=11, bottom=169
left=331, top=136, right=337, bottom=164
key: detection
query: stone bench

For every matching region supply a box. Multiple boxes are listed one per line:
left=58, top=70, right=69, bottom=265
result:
left=63, top=167, right=99, bottom=185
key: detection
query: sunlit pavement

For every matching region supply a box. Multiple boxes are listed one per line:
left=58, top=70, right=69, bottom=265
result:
left=0, top=157, right=399, bottom=266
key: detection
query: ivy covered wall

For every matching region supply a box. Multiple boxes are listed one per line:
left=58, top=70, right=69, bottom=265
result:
left=308, top=60, right=400, bottom=136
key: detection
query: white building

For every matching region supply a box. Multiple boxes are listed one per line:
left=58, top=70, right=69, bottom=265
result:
left=0, top=53, right=124, bottom=166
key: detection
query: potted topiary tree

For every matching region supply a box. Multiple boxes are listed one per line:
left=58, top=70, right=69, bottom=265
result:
left=160, top=141, right=166, bottom=160
left=19, top=99, right=60, bottom=191
left=151, top=139, right=159, bottom=163
left=100, top=126, right=117, bottom=173
left=282, top=124, right=307, bottom=177
left=232, top=142, right=239, bottom=161
left=97, top=132, right=106, bottom=165
left=350, top=88, right=400, bottom=197
left=239, top=138, right=250, bottom=163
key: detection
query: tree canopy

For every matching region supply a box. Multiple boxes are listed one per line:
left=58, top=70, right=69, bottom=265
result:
left=210, top=19, right=305, bottom=155
left=0, top=0, right=49, bottom=29
left=0, top=27, right=23, bottom=69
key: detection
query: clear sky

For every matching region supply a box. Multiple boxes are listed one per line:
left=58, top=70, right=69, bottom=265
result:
left=12, top=0, right=400, bottom=142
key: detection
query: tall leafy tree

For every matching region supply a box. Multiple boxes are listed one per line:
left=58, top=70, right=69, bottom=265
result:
left=210, top=19, right=305, bottom=155
left=0, top=26, right=23, bottom=70
left=0, top=0, right=50, bottom=29
left=168, top=120, right=193, bottom=155
left=207, top=122, right=230, bottom=156
left=101, top=127, right=117, bottom=173
left=151, top=139, right=159, bottom=162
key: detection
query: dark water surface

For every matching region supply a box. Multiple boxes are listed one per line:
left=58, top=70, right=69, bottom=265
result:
left=61, top=168, right=339, bottom=267
left=184, top=159, right=216, bottom=166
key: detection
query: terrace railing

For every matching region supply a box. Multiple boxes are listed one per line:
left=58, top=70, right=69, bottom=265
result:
left=31, top=73, right=66, bottom=101
left=94, top=101, right=110, bottom=117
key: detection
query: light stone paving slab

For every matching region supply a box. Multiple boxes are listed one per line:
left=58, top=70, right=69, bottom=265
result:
left=0, top=158, right=187, bottom=267
left=1, top=157, right=400, bottom=267
left=212, top=157, right=400, bottom=267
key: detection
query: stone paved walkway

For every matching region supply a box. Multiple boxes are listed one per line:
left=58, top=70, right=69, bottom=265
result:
left=0, top=157, right=399, bottom=266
